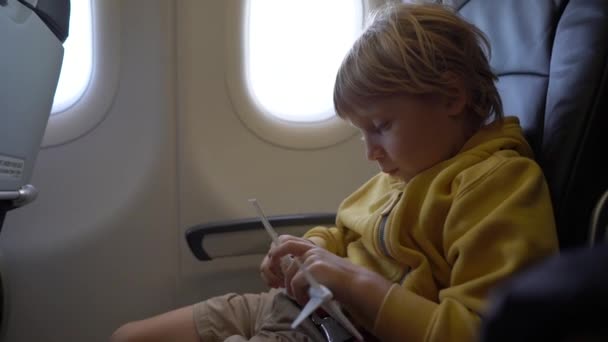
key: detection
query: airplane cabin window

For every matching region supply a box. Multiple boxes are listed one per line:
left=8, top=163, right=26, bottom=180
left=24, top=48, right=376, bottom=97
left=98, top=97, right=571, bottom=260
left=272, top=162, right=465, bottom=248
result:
left=225, top=1, right=369, bottom=149
left=42, top=0, right=120, bottom=148
left=51, top=0, right=93, bottom=114
left=247, top=0, right=362, bottom=123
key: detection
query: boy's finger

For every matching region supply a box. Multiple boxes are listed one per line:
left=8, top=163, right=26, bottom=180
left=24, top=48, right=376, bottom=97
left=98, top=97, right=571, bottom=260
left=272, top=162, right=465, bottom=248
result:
left=272, top=240, right=316, bottom=260
left=260, top=268, right=283, bottom=287
left=290, top=272, right=311, bottom=306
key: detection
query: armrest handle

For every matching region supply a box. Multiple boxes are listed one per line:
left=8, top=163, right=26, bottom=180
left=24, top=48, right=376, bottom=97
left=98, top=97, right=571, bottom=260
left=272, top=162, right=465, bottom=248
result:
left=185, top=213, right=336, bottom=261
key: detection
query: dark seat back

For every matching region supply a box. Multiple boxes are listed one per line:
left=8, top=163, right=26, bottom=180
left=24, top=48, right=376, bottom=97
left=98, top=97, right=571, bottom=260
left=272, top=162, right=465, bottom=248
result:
left=453, top=0, right=608, bottom=248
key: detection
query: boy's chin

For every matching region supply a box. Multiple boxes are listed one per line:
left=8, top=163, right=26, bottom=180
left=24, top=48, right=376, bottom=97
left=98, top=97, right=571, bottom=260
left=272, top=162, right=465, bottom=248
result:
left=384, top=168, right=400, bottom=177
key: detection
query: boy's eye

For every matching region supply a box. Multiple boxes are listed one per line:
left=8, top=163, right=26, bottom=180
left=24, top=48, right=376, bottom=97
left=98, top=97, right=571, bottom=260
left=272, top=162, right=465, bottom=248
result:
left=375, top=121, right=392, bottom=133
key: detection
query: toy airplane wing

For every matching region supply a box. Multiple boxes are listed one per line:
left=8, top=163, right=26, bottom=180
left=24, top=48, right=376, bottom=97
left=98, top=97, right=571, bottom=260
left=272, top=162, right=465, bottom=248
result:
left=293, top=280, right=363, bottom=341
left=249, top=199, right=363, bottom=341
left=291, top=285, right=328, bottom=328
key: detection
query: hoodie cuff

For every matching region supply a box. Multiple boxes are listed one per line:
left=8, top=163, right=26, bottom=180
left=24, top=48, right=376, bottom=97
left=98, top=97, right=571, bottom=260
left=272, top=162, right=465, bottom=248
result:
left=303, top=226, right=339, bottom=254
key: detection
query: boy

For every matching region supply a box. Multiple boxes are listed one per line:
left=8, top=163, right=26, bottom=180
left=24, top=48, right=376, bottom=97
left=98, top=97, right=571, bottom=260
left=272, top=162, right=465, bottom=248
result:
left=112, top=3, right=558, bottom=341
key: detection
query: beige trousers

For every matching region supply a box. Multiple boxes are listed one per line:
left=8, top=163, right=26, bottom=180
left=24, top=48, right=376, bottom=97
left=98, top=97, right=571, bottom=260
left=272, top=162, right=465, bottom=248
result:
left=193, top=288, right=327, bottom=342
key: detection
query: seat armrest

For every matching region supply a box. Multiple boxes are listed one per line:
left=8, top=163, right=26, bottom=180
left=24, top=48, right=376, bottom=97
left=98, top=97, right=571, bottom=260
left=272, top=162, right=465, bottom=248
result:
left=185, top=213, right=336, bottom=261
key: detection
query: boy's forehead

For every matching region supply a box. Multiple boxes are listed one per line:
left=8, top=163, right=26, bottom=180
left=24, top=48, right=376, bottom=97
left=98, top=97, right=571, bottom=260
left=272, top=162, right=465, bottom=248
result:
left=346, top=113, right=375, bottom=129
left=345, top=98, right=401, bottom=122
left=346, top=102, right=385, bottom=120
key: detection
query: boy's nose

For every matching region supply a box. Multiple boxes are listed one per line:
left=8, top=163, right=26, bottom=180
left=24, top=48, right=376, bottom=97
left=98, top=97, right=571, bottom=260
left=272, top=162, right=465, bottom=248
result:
left=365, top=138, right=384, bottom=161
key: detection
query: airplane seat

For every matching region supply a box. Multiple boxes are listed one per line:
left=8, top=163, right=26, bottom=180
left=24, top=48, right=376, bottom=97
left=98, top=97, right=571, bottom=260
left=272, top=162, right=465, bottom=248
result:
left=0, top=0, right=70, bottom=232
left=0, top=0, right=70, bottom=334
left=451, top=0, right=608, bottom=249
left=458, top=1, right=608, bottom=339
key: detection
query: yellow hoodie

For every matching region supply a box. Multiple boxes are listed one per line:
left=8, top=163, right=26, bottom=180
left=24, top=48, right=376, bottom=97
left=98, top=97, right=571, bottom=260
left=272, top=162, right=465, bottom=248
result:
left=303, top=117, right=559, bottom=341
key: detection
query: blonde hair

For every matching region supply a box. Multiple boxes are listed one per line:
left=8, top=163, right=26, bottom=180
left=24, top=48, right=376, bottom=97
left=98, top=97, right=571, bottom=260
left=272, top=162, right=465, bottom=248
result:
left=334, top=3, right=503, bottom=125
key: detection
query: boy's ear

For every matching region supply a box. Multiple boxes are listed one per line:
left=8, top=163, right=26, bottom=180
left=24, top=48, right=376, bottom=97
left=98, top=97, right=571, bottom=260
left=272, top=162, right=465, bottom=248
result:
left=441, top=72, right=467, bottom=117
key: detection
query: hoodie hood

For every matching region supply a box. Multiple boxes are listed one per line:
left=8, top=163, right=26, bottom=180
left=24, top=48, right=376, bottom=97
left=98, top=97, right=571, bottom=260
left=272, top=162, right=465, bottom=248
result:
left=459, top=116, right=534, bottom=158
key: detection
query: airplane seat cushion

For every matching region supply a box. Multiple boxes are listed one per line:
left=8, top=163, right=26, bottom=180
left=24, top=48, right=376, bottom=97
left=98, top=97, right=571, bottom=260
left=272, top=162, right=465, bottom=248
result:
left=444, top=0, right=608, bottom=248
left=478, top=243, right=608, bottom=342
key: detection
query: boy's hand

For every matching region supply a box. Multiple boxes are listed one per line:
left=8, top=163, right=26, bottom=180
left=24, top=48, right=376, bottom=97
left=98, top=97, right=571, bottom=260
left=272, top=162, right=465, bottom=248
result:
left=269, top=235, right=363, bottom=306
left=267, top=235, right=392, bottom=325
left=259, top=235, right=316, bottom=289
left=259, top=242, right=284, bottom=288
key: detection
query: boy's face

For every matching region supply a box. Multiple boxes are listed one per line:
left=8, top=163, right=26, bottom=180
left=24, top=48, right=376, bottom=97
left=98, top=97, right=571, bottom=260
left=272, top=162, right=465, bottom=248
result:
left=348, top=95, right=468, bottom=182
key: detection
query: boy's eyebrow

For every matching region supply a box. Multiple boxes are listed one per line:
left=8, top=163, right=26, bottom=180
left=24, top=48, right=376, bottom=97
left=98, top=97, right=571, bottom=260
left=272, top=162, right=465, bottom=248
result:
left=347, top=117, right=367, bottom=130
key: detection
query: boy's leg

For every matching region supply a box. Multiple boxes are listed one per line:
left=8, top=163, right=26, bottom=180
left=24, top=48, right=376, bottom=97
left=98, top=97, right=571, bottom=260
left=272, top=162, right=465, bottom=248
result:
left=195, top=289, right=323, bottom=341
left=110, top=305, right=200, bottom=342
left=111, top=289, right=324, bottom=342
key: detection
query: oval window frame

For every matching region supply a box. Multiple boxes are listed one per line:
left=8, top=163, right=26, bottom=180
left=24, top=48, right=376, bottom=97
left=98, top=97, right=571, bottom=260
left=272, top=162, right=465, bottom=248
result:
left=42, top=0, right=120, bottom=148
left=225, top=1, right=372, bottom=150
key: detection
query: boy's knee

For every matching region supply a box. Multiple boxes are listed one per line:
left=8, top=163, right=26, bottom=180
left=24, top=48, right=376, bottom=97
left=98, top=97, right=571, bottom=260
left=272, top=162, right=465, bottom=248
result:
left=110, top=321, right=147, bottom=342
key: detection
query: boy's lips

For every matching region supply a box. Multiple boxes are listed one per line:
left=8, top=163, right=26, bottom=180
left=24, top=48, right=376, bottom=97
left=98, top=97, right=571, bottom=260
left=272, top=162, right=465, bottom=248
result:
left=383, top=168, right=399, bottom=175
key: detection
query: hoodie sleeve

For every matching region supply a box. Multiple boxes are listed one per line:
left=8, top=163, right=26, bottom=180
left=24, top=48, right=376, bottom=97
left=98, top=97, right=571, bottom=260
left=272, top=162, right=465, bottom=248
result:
left=303, top=225, right=351, bottom=256
left=372, top=156, right=559, bottom=341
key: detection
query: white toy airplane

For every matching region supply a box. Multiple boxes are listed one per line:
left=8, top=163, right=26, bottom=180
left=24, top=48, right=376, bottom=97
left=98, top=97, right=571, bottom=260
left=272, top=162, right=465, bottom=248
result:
left=249, top=199, right=363, bottom=341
